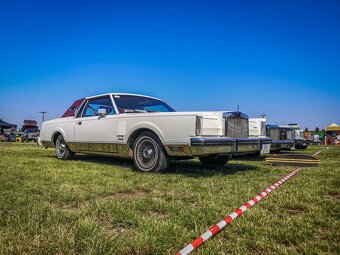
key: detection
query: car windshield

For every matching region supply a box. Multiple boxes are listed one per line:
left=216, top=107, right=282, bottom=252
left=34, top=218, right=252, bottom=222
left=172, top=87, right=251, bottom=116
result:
left=113, top=95, right=175, bottom=113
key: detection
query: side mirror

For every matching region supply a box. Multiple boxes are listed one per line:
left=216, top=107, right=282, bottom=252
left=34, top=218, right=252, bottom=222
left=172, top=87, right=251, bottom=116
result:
left=97, top=108, right=107, bottom=119
left=98, top=108, right=107, bottom=115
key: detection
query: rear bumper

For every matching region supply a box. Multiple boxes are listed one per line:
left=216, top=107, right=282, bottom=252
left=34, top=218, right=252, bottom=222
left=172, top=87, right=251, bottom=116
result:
left=189, top=137, right=272, bottom=156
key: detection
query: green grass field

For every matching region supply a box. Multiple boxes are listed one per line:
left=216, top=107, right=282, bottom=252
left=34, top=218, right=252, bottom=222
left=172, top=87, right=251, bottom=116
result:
left=0, top=143, right=339, bottom=255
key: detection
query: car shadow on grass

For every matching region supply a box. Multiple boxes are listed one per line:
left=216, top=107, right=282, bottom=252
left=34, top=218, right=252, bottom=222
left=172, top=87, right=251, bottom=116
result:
left=47, top=154, right=259, bottom=177
left=74, top=154, right=134, bottom=167
left=231, top=154, right=267, bottom=162
left=165, top=160, right=259, bottom=177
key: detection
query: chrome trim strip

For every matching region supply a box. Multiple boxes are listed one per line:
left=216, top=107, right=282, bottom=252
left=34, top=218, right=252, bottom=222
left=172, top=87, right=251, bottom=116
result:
left=191, top=137, right=235, bottom=146
left=259, top=138, right=272, bottom=145
left=164, top=145, right=193, bottom=156
left=236, top=144, right=259, bottom=153
left=67, top=142, right=131, bottom=158
left=235, top=138, right=260, bottom=145
left=68, top=142, right=118, bottom=153
left=190, top=145, right=233, bottom=156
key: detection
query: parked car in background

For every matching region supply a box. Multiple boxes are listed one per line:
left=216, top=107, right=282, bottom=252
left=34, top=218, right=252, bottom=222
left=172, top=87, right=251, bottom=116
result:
left=3, top=127, right=17, bottom=142
left=309, top=133, right=321, bottom=145
left=21, top=120, right=39, bottom=142
left=279, top=124, right=308, bottom=149
left=248, top=118, right=272, bottom=155
left=266, top=125, right=295, bottom=151
left=0, top=134, right=8, bottom=142
left=39, top=93, right=268, bottom=172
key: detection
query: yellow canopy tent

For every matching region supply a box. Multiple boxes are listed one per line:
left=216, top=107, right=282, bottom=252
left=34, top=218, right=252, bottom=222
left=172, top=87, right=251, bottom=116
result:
left=325, top=123, right=340, bottom=132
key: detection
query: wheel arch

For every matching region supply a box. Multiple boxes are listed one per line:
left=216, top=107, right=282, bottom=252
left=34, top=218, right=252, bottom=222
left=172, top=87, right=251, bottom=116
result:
left=51, top=128, right=67, bottom=147
left=127, top=128, right=163, bottom=151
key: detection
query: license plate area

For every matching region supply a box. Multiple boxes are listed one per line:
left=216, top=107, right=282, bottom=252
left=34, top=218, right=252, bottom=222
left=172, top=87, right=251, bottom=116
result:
left=260, top=144, right=271, bottom=155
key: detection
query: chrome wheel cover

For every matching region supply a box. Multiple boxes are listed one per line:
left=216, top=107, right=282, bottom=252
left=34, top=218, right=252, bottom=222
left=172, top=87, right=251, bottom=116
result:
left=56, top=136, right=67, bottom=158
left=135, top=136, right=158, bottom=171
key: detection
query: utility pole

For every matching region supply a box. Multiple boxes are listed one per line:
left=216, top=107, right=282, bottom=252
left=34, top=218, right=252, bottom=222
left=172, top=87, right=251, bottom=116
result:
left=40, top=111, right=47, bottom=123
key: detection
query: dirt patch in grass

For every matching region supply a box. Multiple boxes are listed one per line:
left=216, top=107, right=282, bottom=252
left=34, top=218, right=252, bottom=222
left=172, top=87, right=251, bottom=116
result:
left=101, top=189, right=149, bottom=201
left=99, top=217, right=135, bottom=239
left=147, top=211, right=170, bottom=219
left=55, top=203, right=78, bottom=212
left=325, top=191, right=340, bottom=201
left=105, top=226, right=126, bottom=237
left=283, top=205, right=305, bottom=214
left=52, top=201, right=88, bottom=212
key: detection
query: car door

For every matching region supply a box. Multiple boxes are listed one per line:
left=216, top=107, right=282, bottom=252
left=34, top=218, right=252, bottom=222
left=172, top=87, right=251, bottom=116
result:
left=73, top=96, right=119, bottom=153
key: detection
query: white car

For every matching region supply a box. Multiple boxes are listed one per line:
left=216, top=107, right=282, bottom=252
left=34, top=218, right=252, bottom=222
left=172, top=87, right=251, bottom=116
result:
left=38, top=93, right=269, bottom=172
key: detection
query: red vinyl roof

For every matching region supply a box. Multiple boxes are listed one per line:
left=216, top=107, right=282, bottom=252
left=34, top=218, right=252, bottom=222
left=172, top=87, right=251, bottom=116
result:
left=61, top=98, right=85, bottom=118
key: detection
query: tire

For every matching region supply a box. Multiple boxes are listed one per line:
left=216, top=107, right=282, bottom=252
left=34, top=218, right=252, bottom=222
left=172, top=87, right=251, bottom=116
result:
left=55, top=135, right=74, bottom=160
left=199, top=155, right=230, bottom=169
left=132, top=131, right=169, bottom=172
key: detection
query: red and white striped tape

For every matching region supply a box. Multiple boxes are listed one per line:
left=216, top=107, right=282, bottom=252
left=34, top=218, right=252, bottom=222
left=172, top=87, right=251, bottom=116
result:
left=176, top=168, right=302, bottom=255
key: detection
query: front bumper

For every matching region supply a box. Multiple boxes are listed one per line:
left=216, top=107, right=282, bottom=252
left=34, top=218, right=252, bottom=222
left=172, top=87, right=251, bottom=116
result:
left=37, top=137, right=43, bottom=146
left=295, top=139, right=308, bottom=148
left=189, top=137, right=272, bottom=156
left=190, top=137, right=235, bottom=156
left=271, top=139, right=295, bottom=151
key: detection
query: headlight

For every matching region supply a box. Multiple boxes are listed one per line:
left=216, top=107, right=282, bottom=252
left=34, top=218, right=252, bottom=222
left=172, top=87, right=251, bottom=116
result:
left=196, top=116, right=203, bottom=136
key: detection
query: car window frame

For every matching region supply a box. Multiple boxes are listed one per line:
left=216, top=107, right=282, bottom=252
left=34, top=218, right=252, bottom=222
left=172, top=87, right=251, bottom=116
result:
left=75, top=95, right=116, bottom=118
left=111, top=94, right=175, bottom=114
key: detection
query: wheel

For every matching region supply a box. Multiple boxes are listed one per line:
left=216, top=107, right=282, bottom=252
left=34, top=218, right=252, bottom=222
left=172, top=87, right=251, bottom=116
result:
left=199, top=155, right=230, bottom=169
left=133, top=131, right=169, bottom=172
left=55, top=135, right=74, bottom=160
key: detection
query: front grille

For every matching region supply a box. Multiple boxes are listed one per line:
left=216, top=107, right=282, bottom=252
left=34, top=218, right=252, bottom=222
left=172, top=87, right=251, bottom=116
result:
left=29, top=133, right=38, bottom=138
left=287, top=130, right=295, bottom=139
left=267, top=128, right=280, bottom=140
left=225, top=117, right=249, bottom=138
left=261, top=121, right=266, bottom=136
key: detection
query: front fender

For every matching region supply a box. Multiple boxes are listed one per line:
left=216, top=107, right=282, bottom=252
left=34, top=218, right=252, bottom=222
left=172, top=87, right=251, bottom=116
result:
left=126, top=121, right=165, bottom=143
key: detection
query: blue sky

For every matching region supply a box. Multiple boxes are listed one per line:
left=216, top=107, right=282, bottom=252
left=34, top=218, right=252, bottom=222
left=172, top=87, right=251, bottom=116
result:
left=0, top=0, right=339, bottom=130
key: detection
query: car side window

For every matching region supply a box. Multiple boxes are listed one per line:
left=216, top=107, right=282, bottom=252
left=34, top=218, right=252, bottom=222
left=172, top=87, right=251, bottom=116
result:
left=81, top=97, right=115, bottom=117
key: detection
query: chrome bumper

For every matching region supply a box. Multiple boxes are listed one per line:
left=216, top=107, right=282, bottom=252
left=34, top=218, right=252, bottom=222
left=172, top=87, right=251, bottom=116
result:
left=189, top=137, right=271, bottom=156
left=190, top=137, right=234, bottom=156
left=234, top=138, right=260, bottom=154
left=294, top=139, right=308, bottom=148
left=37, top=137, right=44, bottom=146
left=271, top=139, right=295, bottom=151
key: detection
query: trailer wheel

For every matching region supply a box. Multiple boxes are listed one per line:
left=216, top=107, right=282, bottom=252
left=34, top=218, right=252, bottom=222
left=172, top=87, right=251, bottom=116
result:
left=199, top=155, right=230, bottom=169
